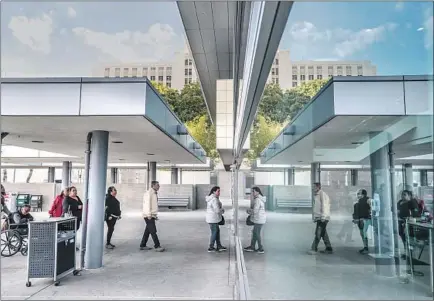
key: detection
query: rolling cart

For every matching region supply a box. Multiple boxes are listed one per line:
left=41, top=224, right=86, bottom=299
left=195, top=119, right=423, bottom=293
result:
left=26, top=217, right=80, bottom=287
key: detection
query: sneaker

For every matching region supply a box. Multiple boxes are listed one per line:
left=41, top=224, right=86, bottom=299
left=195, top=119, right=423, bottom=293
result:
left=217, top=246, right=227, bottom=252
left=320, top=248, right=333, bottom=254
left=359, top=248, right=369, bottom=255
left=208, top=247, right=216, bottom=252
left=244, top=246, right=255, bottom=252
left=256, top=248, right=265, bottom=254
left=154, top=247, right=165, bottom=252
left=307, top=250, right=318, bottom=255
left=105, top=244, right=115, bottom=249
left=140, top=246, right=152, bottom=251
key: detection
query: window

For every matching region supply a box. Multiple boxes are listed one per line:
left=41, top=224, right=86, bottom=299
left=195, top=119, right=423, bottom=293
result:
left=142, top=68, right=148, bottom=77
left=272, top=78, right=279, bottom=84
left=150, top=76, right=155, bottom=81
left=292, top=66, right=298, bottom=72
left=275, top=68, right=279, bottom=76
left=292, top=75, right=297, bottom=80
left=275, top=59, right=279, bottom=65
left=271, top=68, right=276, bottom=76
left=132, top=68, right=137, bottom=77
left=123, top=68, right=129, bottom=77
left=158, top=76, right=163, bottom=81
left=189, top=59, right=193, bottom=66
left=308, top=75, right=314, bottom=80
left=346, top=66, right=352, bottom=75
left=337, top=66, right=343, bottom=76
left=115, top=68, right=120, bottom=78
left=316, top=66, right=322, bottom=74
left=104, top=68, right=110, bottom=77
left=300, top=66, right=305, bottom=74
left=185, top=59, right=189, bottom=66
left=166, top=82, right=171, bottom=88
left=300, top=75, right=306, bottom=80
left=166, top=67, right=172, bottom=72
left=166, top=76, right=172, bottom=81
left=292, top=82, right=298, bottom=87
left=185, top=78, right=189, bottom=85
left=328, top=66, right=333, bottom=75
left=188, top=69, right=192, bottom=76
left=158, top=67, right=164, bottom=71
left=357, top=65, right=363, bottom=76
left=151, top=67, right=156, bottom=71
left=188, top=78, right=192, bottom=84
left=308, top=66, right=314, bottom=75
left=317, top=75, right=323, bottom=80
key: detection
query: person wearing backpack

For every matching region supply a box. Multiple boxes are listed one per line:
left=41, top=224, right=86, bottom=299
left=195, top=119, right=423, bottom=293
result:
left=244, top=187, right=266, bottom=254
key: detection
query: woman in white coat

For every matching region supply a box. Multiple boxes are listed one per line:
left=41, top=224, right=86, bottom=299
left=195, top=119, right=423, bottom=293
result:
left=205, top=186, right=227, bottom=252
left=244, top=187, right=266, bottom=254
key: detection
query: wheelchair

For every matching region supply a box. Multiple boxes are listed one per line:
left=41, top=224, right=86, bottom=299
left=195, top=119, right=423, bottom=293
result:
left=1, top=213, right=28, bottom=257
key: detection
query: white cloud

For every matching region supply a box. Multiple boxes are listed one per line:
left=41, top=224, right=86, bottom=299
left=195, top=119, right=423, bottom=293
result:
left=8, top=14, right=53, bottom=54
left=417, top=27, right=425, bottom=32
left=395, top=1, right=404, bottom=11
left=289, top=21, right=397, bottom=58
left=72, top=23, right=178, bottom=63
left=67, top=7, right=77, bottom=18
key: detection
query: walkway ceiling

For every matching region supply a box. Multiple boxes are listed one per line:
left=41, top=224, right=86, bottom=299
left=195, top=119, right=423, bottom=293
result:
left=261, top=76, right=433, bottom=166
left=177, top=1, right=251, bottom=123
left=1, top=78, right=207, bottom=164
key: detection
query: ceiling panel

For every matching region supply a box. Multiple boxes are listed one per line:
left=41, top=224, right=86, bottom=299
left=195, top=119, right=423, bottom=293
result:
left=201, top=29, right=217, bottom=53
left=177, top=2, right=199, bottom=30
left=217, top=52, right=230, bottom=71
left=215, top=29, right=229, bottom=53
left=205, top=55, right=219, bottom=71
left=185, top=30, right=204, bottom=54
left=192, top=53, right=208, bottom=72
left=212, top=2, right=229, bottom=29
left=195, top=2, right=214, bottom=30
left=219, top=70, right=230, bottom=79
left=228, top=1, right=236, bottom=30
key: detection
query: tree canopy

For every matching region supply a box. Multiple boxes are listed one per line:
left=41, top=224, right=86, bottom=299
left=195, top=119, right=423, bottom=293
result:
left=248, top=114, right=283, bottom=161
left=185, top=115, right=218, bottom=159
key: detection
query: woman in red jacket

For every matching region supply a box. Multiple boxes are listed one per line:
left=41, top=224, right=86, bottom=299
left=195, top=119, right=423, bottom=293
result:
left=49, top=187, right=70, bottom=218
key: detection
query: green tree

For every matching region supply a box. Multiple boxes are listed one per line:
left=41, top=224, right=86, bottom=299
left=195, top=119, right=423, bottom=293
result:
left=150, top=81, right=180, bottom=111
left=248, top=114, right=283, bottom=160
left=185, top=115, right=219, bottom=159
left=258, top=83, right=285, bottom=123
left=178, top=82, right=208, bottom=123
left=295, top=78, right=328, bottom=98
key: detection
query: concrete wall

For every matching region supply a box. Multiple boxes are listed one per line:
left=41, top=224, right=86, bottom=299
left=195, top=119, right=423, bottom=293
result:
left=4, top=183, right=56, bottom=212
left=195, top=184, right=214, bottom=210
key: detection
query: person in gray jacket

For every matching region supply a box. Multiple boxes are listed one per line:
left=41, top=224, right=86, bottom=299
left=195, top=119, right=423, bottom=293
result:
left=244, top=187, right=266, bottom=254
left=205, top=186, right=227, bottom=252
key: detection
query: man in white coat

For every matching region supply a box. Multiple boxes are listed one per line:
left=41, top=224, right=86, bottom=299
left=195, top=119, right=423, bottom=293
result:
left=308, top=182, right=333, bottom=255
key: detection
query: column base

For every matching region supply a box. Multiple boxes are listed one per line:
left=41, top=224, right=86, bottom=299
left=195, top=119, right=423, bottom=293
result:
left=369, top=253, right=396, bottom=277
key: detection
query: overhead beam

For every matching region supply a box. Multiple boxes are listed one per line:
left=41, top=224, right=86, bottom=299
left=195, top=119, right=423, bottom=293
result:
left=234, top=1, right=293, bottom=160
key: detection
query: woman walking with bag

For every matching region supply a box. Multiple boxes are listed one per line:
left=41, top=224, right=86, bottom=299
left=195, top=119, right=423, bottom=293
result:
left=244, top=187, right=266, bottom=254
left=205, top=186, right=227, bottom=253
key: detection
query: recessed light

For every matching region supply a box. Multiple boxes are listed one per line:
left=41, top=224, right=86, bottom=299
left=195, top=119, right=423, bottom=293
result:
left=298, top=160, right=303, bottom=163
left=147, top=153, right=154, bottom=156
left=31, top=140, right=44, bottom=143
left=112, top=141, right=123, bottom=144
left=118, top=158, right=125, bottom=161
left=351, top=142, right=363, bottom=145
left=165, top=160, right=170, bottom=162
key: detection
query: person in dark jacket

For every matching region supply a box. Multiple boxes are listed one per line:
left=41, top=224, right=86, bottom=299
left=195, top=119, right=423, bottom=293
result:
left=62, top=186, right=83, bottom=230
left=105, top=186, right=121, bottom=249
left=352, top=189, right=372, bottom=254
left=397, top=190, right=420, bottom=245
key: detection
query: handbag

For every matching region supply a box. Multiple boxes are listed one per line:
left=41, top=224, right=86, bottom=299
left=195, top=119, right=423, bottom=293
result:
left=246, top=215, right=254, bottom=226
left=218, top=215, right=225, bottom=226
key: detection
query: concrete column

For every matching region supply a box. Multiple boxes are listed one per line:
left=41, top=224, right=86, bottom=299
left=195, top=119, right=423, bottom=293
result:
left=179, top=169, right=183, bottom=184
left=369, top=140, right=396, bottom=277
left=245, top=172, right=254, bottom=189
left=210, top=172, right=218, bottom=186
left=171, top=168, right=179, bottom=184
left=287, top=168, right=295, bottom=185
left=310, top=163, right=321, bottom=220
left=402, top=163, right=413, bottom=191
left=48, top=167, right=55, bottom=183
left=420, top=170, right=428, bottom=187
left=62, top=161, right=71, bottom=189
left=147, top=162, right=157, bottom=189
left=85, top=130, right=109, bottom=269
left=110, top=168, right=118, bottom=184
left=350, top=169, right=358, bottom=186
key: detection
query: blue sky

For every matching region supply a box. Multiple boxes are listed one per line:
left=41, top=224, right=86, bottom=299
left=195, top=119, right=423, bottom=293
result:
left=1, top=1, right=432, bottom=77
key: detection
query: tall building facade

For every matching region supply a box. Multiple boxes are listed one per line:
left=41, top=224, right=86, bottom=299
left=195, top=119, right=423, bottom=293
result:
left=94, top=48, right=376, bottom=92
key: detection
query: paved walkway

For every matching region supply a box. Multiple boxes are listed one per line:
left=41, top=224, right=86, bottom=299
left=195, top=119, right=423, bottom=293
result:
left=1, top=210, right=235, bottom=300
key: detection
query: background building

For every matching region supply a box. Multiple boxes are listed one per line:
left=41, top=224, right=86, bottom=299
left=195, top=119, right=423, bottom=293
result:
left=93, top=47, right=377, bottom=91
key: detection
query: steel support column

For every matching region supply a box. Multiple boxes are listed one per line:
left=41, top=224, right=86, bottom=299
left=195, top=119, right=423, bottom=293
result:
left=420, top=170, right=428, bottom=187
left=48, top=167, right=55, bottom=183
left=402, top=163, right=413, bottom=191
left=148, top=162, right=157, bottom=189
left=287, top=168, right=295, bottom=185
left=110, top=168, right=118, bottom=184
left=310, top=163, right=321, bottom=220
left=62, top=161, right=71, bottom=189
left=171, top=168, right=179, bottom=184
left=350, top=169, right=358, bottom=186
left=84, top=131, right=109, bottom=269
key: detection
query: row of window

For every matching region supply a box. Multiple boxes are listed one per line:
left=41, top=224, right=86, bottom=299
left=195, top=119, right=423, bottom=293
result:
left=105, top=66, right=173, bottom=78
left=184, top=59, right=193, bottom=66
left=292, top=65, right=364, bottom=76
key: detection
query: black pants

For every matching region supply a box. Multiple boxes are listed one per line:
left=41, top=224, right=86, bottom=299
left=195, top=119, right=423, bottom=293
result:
left=106, top=218, right=117, bottom=244
left=140, top=218, right=160, bottom=248
left=311, top=220, right=332, bottom=251
left=251, top=224, right=263, bottom=250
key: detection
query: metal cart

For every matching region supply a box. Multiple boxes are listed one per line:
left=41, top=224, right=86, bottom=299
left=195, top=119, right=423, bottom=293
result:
left=29, top=195, right=43, bottom=212
left=26, top=217, right=80, bottom=287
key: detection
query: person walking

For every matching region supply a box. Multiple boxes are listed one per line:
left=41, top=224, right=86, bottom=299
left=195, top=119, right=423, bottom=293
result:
left=244, top=186, right=266, bottom=254
left=105, top=186, right=121, bottom=249
left=49, top=187, right=69, bottom=218
left=205, top=186, right=227, bottom=252
left=308, top=183, right=333, bottom=255
left=140, top=181, right=165, bottom=252
left=353, top=189, right=372, bottom=254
